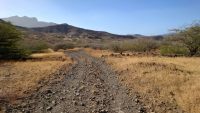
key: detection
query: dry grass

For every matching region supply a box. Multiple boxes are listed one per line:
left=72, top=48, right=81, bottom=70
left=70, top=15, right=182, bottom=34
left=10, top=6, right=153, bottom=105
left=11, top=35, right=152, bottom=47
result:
left=30, top=52, right=67, bottom=61
left=106, top=56, right=200, bottom=113
left=83, top=48, right=111, bottom=57
left=67, top=47, right=82, bottom=51
left=0, top=52, right=72, bottom=102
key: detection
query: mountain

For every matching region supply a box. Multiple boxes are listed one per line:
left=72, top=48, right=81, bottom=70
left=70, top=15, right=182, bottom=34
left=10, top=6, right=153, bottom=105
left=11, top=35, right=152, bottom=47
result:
left=31, top=24, right=136, bottom=39
left=0, top=19, right=4, bottom=23
left=2, top=16, right=57, bottom=28
left=1, top=16, right=163, bottom=49
left=1, top=16, right=163, bottom=40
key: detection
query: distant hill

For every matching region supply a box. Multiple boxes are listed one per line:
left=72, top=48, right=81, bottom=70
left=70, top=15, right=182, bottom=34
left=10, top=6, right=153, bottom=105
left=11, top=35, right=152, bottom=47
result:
left=2, top=16, right=57, bottom=28
left=31, top=24, right=137, bottom=39
left=1, top=16, right=164, bottom=50
left=0, top=19, right=5, bottom=23
left=1, top=16, right=163, bottom=40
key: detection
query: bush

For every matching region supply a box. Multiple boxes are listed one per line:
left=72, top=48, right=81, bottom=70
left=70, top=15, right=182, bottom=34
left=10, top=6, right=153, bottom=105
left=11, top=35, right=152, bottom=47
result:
left=177, top=24, right=200, bottom=56
left=160, top=45, right=189, bottom=56
left=110, top=39, right=159, bottom=54
left=110, top=42, right=126, bottom=54
left=54, top=43, right=75, bottom=51
left=21, top=40, right=50, bottom=53
left=129, top=39, right=160, bottom=52
left=0, top=21, right=29, bottom=59
left=89, top=44, right=108, bottom=50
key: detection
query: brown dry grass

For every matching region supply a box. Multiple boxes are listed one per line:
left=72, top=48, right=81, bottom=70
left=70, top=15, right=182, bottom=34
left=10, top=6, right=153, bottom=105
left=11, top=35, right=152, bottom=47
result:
left=106, top=56, right=200, bottom=113
left=84, top=48, right=200, bottom=113
left=83, top=48, right=111, bottom=57
left=30, top=52, right=67, bottom=61
left=0, top=52, right=72, bottom=102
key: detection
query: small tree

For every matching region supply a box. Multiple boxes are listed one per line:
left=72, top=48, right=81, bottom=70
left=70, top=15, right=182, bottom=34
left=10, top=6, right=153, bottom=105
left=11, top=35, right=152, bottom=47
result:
left=110, top=43, right=125, bottom=54
left=178, top=24, right=200, bottom=56
left=0, top=21, right=28, bottom=59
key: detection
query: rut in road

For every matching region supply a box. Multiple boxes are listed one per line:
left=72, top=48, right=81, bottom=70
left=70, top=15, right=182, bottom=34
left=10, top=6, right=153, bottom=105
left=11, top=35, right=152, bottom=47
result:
left=4, top=50, right=145, bottom=113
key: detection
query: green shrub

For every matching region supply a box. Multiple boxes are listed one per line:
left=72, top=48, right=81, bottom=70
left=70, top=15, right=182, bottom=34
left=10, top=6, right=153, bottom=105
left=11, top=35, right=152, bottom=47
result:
left=110, top=39, right=159, bottom=54
left=110, top=43, right=125, bottom=54
left=21, top=40, right=50, bottom=53
left=160, top=45, right=189, bottom=56
left=54, top=43, right=75, bottom=51
left=129, top=39, right=160, bottom=52
left=0, top=21, right=29, bottom=59
left=178, top=24, right=200, bottom=56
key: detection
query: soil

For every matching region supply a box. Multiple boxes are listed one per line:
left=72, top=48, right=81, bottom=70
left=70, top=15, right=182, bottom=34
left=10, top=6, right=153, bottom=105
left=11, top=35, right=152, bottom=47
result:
left=0, top=50, right=146, bottom=113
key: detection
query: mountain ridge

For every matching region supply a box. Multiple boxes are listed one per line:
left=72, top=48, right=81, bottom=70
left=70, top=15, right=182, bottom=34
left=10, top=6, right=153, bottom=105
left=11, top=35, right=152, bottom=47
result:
left=1, top=16, right=163, bottom=40
left=31, top=23, right=137, bottom=39
left=2, top=16, right=57, bottom=28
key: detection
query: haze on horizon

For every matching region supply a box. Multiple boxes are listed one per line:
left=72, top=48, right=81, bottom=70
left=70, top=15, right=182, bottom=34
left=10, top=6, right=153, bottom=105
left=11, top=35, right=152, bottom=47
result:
left=0, top=0, right=200, bottom=35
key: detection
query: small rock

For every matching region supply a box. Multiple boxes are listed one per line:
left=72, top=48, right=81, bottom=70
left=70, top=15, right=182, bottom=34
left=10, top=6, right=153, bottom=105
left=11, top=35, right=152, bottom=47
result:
left=45, top=89, right=53, bottom=94
left=21, top=102, right=27, bottom=107
left=99, top=109, right=108, bottom=113
left=135, top=98, right=139, bottom=103
left=79, top=86, right=85, bottom=91
left=75, top=92, right=80, bottom=96
left=138, top=107, right=146, bottom=113
left=52, top=100, right=56, bottom=105
left=60, top=97, right=66, bottom=100
left=80, top=103, right=85, bottom=106
left=46, top=106, right=52, bottom=111
left=72, top=101, right=78, bottom=105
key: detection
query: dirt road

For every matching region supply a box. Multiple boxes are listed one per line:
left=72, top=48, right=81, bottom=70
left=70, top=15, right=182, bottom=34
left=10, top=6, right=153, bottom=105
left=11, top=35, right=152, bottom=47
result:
left=2, top=50, right=145, bottom=113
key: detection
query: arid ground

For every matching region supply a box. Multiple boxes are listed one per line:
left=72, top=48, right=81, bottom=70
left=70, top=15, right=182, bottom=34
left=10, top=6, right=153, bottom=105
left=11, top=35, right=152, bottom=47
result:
left=86, top=48, right=200, bottom=113
left=0, top=49, right=200, bottom=113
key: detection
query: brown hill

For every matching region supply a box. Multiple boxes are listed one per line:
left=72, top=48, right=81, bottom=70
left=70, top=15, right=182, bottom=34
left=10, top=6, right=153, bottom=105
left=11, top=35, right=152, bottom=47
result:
left=31, top=24, right=136, bottom=39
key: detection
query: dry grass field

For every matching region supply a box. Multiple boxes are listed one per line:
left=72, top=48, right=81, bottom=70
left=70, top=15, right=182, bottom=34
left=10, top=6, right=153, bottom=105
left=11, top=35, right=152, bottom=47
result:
left=107, top=56, right=200, bottom=113
left=83, top=48, right=112, bottom=57
left=30, top=51, right=68, bottom=61
left=85, top=48, right=200, bottom=113
left=0, top=52, right=72, bottom=103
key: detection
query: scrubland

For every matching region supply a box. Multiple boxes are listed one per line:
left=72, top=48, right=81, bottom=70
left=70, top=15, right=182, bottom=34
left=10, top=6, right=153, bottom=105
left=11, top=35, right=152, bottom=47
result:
left=107, top=56, right=200, bottom=113
left=86, top=48, right=200, bottom=113
left=0, top=52, right=72, bottom=102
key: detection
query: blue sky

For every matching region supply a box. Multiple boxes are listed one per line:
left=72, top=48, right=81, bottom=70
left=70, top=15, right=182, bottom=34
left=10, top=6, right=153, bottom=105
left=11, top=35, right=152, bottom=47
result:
left=0, top=0, right=200, bottom=35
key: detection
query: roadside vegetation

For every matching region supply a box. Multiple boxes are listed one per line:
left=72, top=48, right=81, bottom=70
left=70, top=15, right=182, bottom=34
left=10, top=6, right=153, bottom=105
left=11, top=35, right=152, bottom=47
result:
left=109, top=23, right=200, bottom=57
left=110, top=38, right=160, bottom=54
left=0, top=21, right=73, bottom=103
left=85, top=48, right=200, bottom=113
left=0, top=55, right=72, bottom=100
left=0, top=21, right=29, bottom=59
left=106, top=56, right=200, bottom=113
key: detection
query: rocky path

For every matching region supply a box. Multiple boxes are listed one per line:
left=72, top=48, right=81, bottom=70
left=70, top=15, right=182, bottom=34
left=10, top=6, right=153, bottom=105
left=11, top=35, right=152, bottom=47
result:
left=3, top=50, right=145, bottom=113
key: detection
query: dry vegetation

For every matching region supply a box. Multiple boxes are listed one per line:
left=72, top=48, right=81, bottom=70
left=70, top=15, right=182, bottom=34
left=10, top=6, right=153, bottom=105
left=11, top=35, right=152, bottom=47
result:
left=85, top=48, right=200, bottom=113
left=30, top=51, right=68, bottom=61
left=0, top=52, right=72, bottom=103
left=83, top=48, right=112, bottom=57
left=106, top=56, right=200, bottom=113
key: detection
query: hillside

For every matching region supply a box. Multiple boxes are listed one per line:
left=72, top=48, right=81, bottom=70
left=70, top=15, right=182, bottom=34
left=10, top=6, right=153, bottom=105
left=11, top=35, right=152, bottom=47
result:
left=31, top=24, right=137, bottom=39
left=2, top=16, right=163, bottom=40
left=1, top=16, right=136, bottom=39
